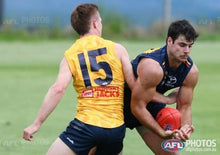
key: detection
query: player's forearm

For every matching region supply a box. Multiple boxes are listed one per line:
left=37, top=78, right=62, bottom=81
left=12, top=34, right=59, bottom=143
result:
left=152, top=88, right=179, bottom=104
left=152, top=92, right=172, bottom=104
left=131, top=99, right=165, bottom=138
left=177, top=97, right=192, bottom=126
left=33, top=84, right=65, bottom=126
left=123, top=65, right=136, bottom=90
left=179, top=106, right=192, bottom=126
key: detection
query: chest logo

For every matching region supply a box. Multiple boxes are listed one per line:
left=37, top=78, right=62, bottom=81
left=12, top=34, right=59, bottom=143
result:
left=164, top=76, right=177, bottom=87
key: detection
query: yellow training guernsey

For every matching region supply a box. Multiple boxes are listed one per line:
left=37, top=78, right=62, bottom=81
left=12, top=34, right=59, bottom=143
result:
left=64, top=35, right=125, bottom=128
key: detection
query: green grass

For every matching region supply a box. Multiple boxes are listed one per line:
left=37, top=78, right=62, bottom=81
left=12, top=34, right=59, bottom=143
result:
left=0, top=40, right=219, bottom=155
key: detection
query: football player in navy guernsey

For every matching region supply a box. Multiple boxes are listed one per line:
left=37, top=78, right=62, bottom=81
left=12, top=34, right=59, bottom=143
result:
left=124, top=19, right=199, bottom=155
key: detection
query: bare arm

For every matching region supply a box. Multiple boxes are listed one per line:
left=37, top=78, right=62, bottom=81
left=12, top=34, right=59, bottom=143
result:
left=152, top=88, right=179, bottom=104
left=114, top=43, right=135, bottom=89
left=131, top=58, right=172, bottom=138
left=23, top=57, right=72, bottom=141
left=177, top=64, right=199, bottom=126
left=172, top=64, right=199, bottom=141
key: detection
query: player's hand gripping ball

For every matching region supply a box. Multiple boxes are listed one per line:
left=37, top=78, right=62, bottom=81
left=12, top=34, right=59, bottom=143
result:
left=156, top=107, right=181, bottom=131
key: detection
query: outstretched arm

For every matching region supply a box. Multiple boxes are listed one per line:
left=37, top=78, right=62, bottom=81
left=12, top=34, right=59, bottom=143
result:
left=23, top=57, right=72, bottom=141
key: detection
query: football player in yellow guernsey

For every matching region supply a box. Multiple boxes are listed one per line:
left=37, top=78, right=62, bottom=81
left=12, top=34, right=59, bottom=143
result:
left=23, top=3, right=135, bottom=155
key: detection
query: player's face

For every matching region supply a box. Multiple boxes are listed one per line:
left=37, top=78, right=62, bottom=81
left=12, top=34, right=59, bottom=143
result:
left=167, top=35, right=194, bottom=63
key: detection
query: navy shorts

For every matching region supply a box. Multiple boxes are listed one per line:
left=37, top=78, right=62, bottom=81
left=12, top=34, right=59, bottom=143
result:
left=123, top=83, right=166, bottom=129
left=59, top=118, right=125, bottom=155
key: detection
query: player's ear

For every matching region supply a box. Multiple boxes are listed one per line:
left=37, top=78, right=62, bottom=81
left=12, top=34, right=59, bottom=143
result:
left=92, top=19, right=97, bottom=29
left=167, top=36, right=173, bottom=45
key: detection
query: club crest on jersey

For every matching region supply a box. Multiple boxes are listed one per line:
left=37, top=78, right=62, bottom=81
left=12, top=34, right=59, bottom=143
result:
left=160, top=75, right=177, bottom=87
left=161, top=139, right=185, bottom=152
left=165, top=75, right=177, bottom=87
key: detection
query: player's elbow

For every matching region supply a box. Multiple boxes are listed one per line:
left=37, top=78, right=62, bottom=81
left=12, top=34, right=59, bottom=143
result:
left=130, top=104, right=136, bottom=116
left=131, top=101, right=143, bottom=118
left=51, top=83, right=66, bottom=95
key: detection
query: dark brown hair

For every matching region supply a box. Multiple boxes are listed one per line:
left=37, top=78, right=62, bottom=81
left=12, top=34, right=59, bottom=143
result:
left=71, top=3, right=98, bottom=35
left=167, top=19, right=199, bottom=43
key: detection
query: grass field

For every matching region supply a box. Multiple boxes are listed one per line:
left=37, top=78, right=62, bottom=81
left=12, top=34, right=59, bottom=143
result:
left=0, top=40, right=219, bottom=155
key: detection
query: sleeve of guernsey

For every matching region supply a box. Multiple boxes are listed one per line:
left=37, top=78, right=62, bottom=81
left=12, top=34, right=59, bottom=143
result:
left=64, top=49, right=76, bottom=75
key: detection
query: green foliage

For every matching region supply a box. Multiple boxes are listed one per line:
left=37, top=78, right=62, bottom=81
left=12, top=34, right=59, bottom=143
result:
left=197, top=32, right=220, bottom=41
left=0, top=40, right=219, bottom=154
left=0, top=25, right=77, bottom=41
left=102, top=12, right=129, bottom=38
left=1, top=9, right=220, bottom=41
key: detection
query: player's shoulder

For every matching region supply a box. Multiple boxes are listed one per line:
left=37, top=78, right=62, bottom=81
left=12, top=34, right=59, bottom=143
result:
left=137, top=58, right=163, bottom=86
left=188, top=63, right=199, bottom=78
left=114, top=43, right=126, bottom=52
left=183, top=64, right=199, bottom=86
left=190, top=64, right=199, bottom=73
left=144, top=47, right=160, bottom=54
left=114, top=43, right=128, bottom=58
left=140, top=46, right=166, bottom=63
left=138, top=58, right=163, bottom=78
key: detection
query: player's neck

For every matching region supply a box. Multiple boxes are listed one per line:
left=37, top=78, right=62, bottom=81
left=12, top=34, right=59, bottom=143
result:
left=80, top=29, right=101, bottom=38
left=167, top=55, right=182, bottom=70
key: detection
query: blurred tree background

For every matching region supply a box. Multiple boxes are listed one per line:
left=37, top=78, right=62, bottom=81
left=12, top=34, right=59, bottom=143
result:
left=0, top=0, right=220, bottom=41
left=0, top=0, right=3, bottom=29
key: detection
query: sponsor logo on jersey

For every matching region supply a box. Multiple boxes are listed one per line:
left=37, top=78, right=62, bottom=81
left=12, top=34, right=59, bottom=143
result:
left=81, top=86, right=119, bottom=98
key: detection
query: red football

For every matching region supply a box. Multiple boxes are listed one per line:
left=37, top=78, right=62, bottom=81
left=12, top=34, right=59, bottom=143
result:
left=156, top=107, right=181, bottom=131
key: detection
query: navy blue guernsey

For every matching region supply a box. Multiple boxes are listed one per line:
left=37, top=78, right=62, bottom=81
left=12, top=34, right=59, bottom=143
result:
left=124, top=46, right=193, bottom=129
left=131, top=46, right=193, bottom=93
